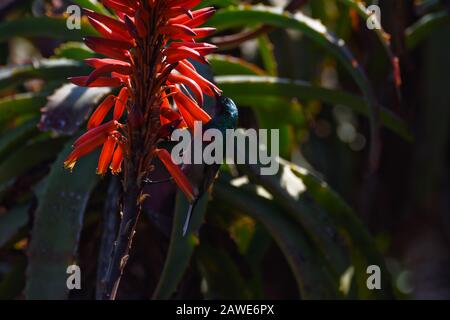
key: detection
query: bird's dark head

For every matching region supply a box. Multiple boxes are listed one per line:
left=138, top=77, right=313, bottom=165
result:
left=215, top=94, right=238, bottom=126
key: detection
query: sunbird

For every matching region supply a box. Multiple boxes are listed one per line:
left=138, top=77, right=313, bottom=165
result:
left=182, top=94, right=238, bottom=236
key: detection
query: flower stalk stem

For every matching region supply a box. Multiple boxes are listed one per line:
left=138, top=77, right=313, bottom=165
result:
left=101, top=157, right=142, bottom=300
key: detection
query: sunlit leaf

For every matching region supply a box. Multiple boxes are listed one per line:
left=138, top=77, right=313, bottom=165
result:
left=209, top=54, right=267, bottom=76
left=216, top=75, right=413, bottom=141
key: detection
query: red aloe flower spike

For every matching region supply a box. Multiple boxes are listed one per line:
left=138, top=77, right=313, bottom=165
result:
left=176, top=103, right=196, bottom=130
left=66, top=0, right=220, bottom=298
left=97, top=135, right=117, bottom=175
left=161, top=105, right=181, bottom=121
left=155, top=148, right=196, bottom=203
left=114, top=87, right=129, bottom=120
left=168, top=73, right=204, bottom=106
left=110, top=142, right=124, bottom=174
left=69, top=76, right=123, bottom=87
left=74, top=120, right=120, bottom=147
left=88, top=95, right=116, bottom=129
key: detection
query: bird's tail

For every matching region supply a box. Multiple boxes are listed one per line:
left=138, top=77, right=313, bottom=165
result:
left=182, top=199, right=198, bottom=237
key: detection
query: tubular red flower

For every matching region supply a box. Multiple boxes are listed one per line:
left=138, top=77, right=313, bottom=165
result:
left=165, top=46, right=207, bottom=64
left=191, top=27, right=215, bottom=38
left=169, top=41, right=217, bottom=55
left=88, top=95, right=116, bottom=129
left=114, top=87, right=129, bottom=120
left=85, top=58, right=131, bottom=69
left=64, top=133, right=107, bottom=170
left=74, top=120, right=120, bottom=147
left=159, top=24, right=197, bottom=38
left=155, top=148, right=196, bottom=203
left=83, top=9, right=131, bottom=40
left=69, top=76, right=122, bottom=87
left=169, top=7, right=216, bottom=27
left=173, top=88, right=211, bottom=123
left=175, top=60, right=221, bottom=96
left=97, top=135, right=117, bottom=175
left=110, top=143, right=124, bottom=174
left=85, top=64, right=132, bottom=86
left=84, top=37, right=130, bottom=61
left=168, top=73, right=204, bottom=106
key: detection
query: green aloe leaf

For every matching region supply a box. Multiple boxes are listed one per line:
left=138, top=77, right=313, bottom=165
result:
left=238, top=163, right=351, bottom=285
left=215, top=75, right=413, bottom=142
left=54, top=42, right=96, bottom=61
left=0, top=138, right=65, bottom=187
left=26, top=139, right=99, bottom=299
left=281, top=159, right=394, bottom=299
left=214, top=179, right=339, bottom=299
left=0, top=59, right=90, bottom=92
left=152, top=192, right=209, bottom=299
left=209, top=5, right=380, bottom=163
left=405, top=10, right=450, bottom=49
left=209, top=54, right=267, bottom=76
left=0, top=17, right=96, bottom=43
left=0, top=93, right=47, bottom=127
left=0, top=204, right=29, bottom=248
left=197, top=243, right=253, bottom=299
left=257, top=35, right=278, bottom=76
left=0, top=117, right=39, bottom=162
